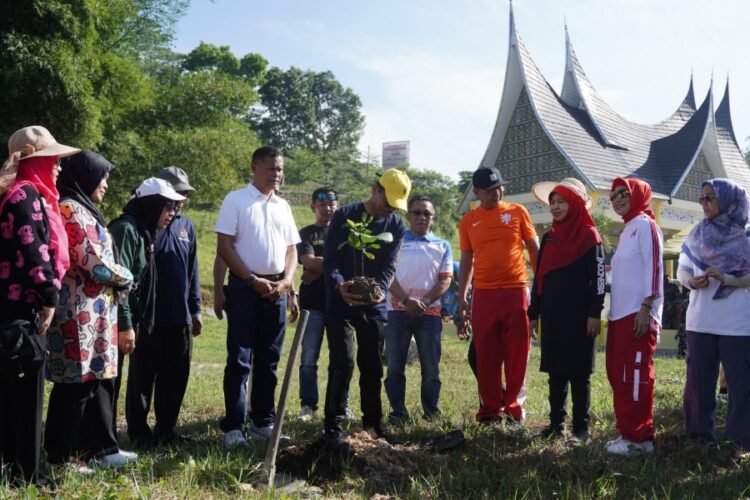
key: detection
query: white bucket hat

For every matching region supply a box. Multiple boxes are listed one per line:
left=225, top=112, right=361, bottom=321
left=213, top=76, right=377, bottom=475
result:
left=532, top=177, right=593, bottom=210
left=8, top=126, right=80, bottom=159
left=133, top=178, right=186, bottom=201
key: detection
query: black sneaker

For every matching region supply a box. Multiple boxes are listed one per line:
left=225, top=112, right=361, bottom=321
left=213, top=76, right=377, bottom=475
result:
left=477, top=415, right=502, bottom=426
left=538, top=425, right=564, bottom=440
left=569, top=430, right=590, bottom=445
left=365, top=426, right=401, bottom=445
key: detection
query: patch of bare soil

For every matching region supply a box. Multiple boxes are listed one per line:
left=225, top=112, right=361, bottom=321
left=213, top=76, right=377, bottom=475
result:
left=277, top=430, right=450, bottom=492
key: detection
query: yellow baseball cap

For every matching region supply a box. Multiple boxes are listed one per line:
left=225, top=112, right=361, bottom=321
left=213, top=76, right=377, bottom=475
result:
left=378, top=168, right=411, bottom=211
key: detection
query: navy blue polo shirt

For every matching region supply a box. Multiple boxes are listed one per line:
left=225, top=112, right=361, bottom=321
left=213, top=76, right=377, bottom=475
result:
left=154, top=214, right=201, bottom=327
left=323, top=202, right=405, bottom=320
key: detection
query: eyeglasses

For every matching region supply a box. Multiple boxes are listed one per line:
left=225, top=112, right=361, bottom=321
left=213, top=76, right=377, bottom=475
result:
left=165, top=201, right=180, bottom=213
left=409, top=209, right=434, bottom=218
left=609, top=190, right=630, bottom=202
left=314, top=192, right=338, bottom=202
left=698, top=195, right=716, bottom=205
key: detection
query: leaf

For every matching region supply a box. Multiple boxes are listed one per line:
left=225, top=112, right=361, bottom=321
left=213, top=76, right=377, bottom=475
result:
left=363, top=251, right=375, bottom=260
left=369, top=243, right=381, bottom=250
left=376, top=232, right=394, bottom=242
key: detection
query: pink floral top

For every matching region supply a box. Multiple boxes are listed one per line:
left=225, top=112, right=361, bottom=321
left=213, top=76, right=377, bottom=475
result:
left=0, top=185, right=60, bottom=320
left=46, top=200, right=133, bottom=383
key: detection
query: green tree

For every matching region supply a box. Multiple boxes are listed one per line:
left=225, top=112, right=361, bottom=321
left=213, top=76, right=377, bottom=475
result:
left=181, top=42, right=267, bottom=86
left=250, top=67, right=365, bottom=157
left=458, top=170, right=474, bottom=193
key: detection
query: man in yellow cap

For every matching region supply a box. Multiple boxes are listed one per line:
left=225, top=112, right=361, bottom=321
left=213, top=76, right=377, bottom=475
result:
left=321, top=168, right=410, bottom=446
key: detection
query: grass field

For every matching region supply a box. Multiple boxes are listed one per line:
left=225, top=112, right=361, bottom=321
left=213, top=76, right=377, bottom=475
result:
left=2, top=206, right=748, bottom=498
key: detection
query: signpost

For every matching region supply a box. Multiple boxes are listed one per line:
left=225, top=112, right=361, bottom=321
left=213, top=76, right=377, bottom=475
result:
left=382, top=141, right=410, bottom=168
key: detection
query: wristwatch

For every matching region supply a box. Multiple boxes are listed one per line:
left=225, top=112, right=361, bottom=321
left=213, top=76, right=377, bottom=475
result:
left=244, top=274, right=257, bottom=287
left=289, top=290, right=298, bottom=297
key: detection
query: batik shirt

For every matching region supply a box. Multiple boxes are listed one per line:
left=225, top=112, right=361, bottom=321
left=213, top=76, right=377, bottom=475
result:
left=46, top=200, right=133, bottom=383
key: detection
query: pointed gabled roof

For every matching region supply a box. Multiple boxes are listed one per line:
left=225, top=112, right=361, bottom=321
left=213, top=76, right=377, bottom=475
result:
left=560, top=30, right=628, bottom=148
left=712, top=79, right=750, bottom=191
left=469, top=8, right=750, bottom=205
left=645, top=87, right=712, bottom=196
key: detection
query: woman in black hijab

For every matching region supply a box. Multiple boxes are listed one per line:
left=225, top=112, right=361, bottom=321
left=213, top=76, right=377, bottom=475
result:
left=45, top=151, right=137, bottom=472
left=108, top=178, right=184, bottom=449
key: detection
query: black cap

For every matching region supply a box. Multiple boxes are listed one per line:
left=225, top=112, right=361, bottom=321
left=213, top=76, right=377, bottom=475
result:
left=472, top=167, right=506, bottom=190
left=156, top=166, right=194, bottom=192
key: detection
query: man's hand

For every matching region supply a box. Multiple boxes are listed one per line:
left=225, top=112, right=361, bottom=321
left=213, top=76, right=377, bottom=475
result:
left=301, top=269, right=321, bottom=285
left=192, top=315, right=203, bottom=337
left=288, top=293, right=300, bottom=323
left=337, top=281, right=371, bottom=307
left=262, top=278, right=293, bottom=300
left=404, top=297, right=426, bottom=318
left=253, top=277, right=275, bottom=298
left=37, top=306, right=55, bottom=335
left=586, top=317, right=600, bottom=337
left=119, top=329, right=136, bottom=355
left=528, top=319, right=538, bottom=340
left=213, top=287, right=225, bottom=320
left=634, top=307, right=651, bottom=338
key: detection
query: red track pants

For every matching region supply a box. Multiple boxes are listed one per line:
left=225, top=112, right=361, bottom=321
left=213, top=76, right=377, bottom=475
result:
left=471, top=288, right=530, bottom=421
left=605, top=313, right=658, bottom=442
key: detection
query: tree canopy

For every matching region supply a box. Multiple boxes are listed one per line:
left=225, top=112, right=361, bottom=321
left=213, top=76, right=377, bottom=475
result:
left=0, top=1, right=462, bottom=226
left=250, top=67, right=365, bottom=158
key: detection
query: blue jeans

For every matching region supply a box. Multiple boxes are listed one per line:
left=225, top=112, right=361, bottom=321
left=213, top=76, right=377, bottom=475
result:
left=384, top=311, right=442, bottom=419
left=220, top=277, right=286, bottom=431
left=298, top=309, right=326, bottom=409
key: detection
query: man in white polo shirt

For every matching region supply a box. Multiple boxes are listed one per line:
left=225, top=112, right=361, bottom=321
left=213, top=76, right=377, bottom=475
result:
left=384, top=195, right=452, bottom=422
left=214, top=146, right=301, bottom=450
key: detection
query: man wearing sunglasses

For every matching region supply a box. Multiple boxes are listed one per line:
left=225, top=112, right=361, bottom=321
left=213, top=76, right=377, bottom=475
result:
left=457, top=167, right=539, bottom=424
left=297, top=187, right=340, bottom=422
left=384, top=195, right=452, bottom=422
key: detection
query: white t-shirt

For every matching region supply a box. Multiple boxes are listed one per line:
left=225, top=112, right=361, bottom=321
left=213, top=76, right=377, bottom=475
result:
left=387, top=231, right=453, bottom=316
left=214, top=184, right=300, bottom=275
left=609, top=214, right=664, bottom=324
left=677, top=239, right=750, bottom=337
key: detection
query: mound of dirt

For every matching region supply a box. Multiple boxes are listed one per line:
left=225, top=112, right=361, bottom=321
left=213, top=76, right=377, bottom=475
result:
left=277, top=430, right=450, bottom=491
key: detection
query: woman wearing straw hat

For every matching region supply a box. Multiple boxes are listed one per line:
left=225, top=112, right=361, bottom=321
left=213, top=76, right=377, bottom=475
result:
left=528, top=178, right=605, bottom=444
left=605, top=177, right=663, bottom=456
left=0, top=126, right=79, bottom=484
left=678, top=178, right=750, bottom=460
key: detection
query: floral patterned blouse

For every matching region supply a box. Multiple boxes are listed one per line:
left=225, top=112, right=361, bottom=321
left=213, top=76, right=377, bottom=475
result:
left=0, top=185, right=59, bottom=321
left=46, top=200, right=133, bottom=383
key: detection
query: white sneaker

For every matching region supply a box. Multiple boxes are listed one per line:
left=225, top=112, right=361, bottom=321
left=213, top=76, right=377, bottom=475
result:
left=606, top=436, right=654, bottom=455
left=223, top=429, right=249, bottom=451
left=118, top=449, right=138, bottom=462
left=247, top=423, right=290, bottom=445
left=299, top=406, right=316, bottom=422
left=62, top=460, right=96, bottom=476
left=96, top=451, right=135, bottom=469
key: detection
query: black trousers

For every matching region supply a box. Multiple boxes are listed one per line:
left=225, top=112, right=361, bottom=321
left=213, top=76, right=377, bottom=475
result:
left=0, top=363, right=44, bottom=482
left=324, top=313, right=384, bottom=434
left=44, top=379, right=118, bottom=463
left=125, top=325, right=193, bottom=442
left=547, top=373, right=591, bottom=433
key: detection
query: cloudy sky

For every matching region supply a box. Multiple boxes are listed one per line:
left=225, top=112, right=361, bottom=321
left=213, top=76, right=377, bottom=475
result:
left=173, top=0, right=750, bottom=179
